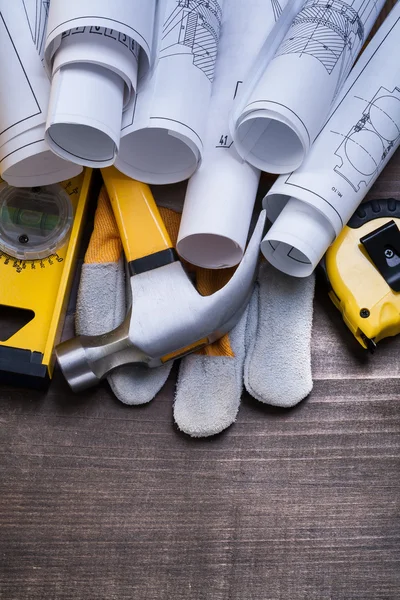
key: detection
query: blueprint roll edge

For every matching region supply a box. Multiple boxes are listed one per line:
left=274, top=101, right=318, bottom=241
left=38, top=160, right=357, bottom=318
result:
left=1, top=126, right=82, bottom=188
left=43, top=0, right=156, bottom=168
left=116, top=0, right=224, bottom=185
left=176, top=0, right=290, bottom=269
left=0, top=1, right=82, bottom=187
left=261, top=1, right=400, bottom=277
left=232, top=0, right=387, bottom=174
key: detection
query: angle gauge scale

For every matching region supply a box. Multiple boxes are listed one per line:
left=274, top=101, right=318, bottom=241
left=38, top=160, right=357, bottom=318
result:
left=0, top=170, right=93, bottom=388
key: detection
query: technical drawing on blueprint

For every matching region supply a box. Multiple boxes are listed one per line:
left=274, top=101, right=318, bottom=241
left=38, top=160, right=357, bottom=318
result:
left=334, top=86, right=400, bottom=191
left=267, top=240, right=312, bottom=265
left=160, top=0, right=223, bottom=81
left=275, top=0, right=382, bottom=80
left=271, top=0, right=283, bottom=22
left=60, top=28, right=140, bottom=61
left=22, top=0, right=50, bottom=59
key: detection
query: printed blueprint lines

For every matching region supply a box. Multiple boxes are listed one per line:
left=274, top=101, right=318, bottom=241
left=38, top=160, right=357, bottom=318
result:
left=271, top=0, right=283, bottom=22
left=268, top=240, right=312, bottom=265
left=275, top=0, right=380, bottom=78
left=334, top=86, right=400, bottom=191
left=22, top=0, right=50, bottom=59
left=161, top=0, right=222, bottom=82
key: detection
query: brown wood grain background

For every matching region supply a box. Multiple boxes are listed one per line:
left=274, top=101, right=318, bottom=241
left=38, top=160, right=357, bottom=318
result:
left=0, top=3, right=399, bottom=599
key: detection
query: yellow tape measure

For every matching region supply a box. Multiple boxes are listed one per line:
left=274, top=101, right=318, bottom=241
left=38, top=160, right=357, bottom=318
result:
left=323, top=198, right=400, bottom=351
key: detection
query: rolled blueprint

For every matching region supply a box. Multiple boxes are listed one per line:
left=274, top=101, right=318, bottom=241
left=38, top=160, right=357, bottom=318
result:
left=177, top=0, right=289, bottom=268
left=116, top=0, right=224, bottom=185
left=44, top=0, right=156, bottom=168
left=231, top=0, right=386, bottom=174
left=262, top=1, right=400, bottom=277
left=0, top=1, right=82, bottom=187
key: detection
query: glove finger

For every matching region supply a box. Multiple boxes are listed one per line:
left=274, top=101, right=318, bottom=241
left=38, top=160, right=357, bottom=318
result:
left=173, top=302, right=251, bottom=437
left=76, top=259, right=126, bottom=337
left=76, top=184, right=126, bottom=335
left=76, top=185, right=172, bottom=404
left=108, top=362, right=173, bottom=406
left=76, top=257, right=173, bottom=404
left=244, top=261, right=315, bottom=407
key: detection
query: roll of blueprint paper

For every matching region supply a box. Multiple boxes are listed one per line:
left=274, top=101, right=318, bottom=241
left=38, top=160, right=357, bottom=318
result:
left=231, top=0, right=386, bottom=174
left=176, top=0, right=289, bottom=269
left=44, top=0, right=156, bottom=168
left=116, top=0, right=224, bottom=185
left=1, top=126, right=82, bottom=188
left=261, top=1, right=400, bottom=276
left=0, top=1, right=82, bottom=187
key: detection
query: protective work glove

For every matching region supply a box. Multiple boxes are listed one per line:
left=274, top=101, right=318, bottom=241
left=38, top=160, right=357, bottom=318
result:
left=76, top=184, right=315, bottom=437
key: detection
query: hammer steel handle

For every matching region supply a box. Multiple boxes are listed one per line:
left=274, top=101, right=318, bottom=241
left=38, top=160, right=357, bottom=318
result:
left=101, top=166, right=174, bottom=266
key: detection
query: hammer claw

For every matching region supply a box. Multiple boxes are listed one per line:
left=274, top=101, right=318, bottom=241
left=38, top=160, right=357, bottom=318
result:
left=56, top=171, right=266, bottom=392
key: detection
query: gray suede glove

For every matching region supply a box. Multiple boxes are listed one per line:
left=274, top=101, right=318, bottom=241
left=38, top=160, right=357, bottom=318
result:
left=76, top=186, right=315, bottom=437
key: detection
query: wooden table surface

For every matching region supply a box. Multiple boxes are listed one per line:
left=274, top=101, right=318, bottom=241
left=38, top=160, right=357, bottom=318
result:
left=0, top=154, right=399, bottom=600
left=1, top=7, right=400, bottom=593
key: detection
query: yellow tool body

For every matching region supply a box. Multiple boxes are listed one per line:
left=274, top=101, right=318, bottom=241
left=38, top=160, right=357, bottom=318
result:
left=324, top=198, right=400, bottom=351
left=101, top=167, right=174, bottom=265
left=100, top=167, right=203, bottom=360
left=0, top=170, right=93, bottom=388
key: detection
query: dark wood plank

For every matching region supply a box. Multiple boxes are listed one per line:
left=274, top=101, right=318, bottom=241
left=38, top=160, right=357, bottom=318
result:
left=0, top=371, right=399, bottom=600
left=1, top=181, right=400, bottom=598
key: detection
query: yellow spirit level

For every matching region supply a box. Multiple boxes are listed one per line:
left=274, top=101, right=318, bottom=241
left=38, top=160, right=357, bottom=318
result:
left=0, top=169, right=93, bottom=388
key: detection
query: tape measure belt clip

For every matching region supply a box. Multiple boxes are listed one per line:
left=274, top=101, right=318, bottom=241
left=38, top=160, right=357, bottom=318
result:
left=360, top=220, right=400, bottom=292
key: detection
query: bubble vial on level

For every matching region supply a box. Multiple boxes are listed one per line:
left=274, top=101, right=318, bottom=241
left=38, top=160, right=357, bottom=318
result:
left=0, top=183, right=73, bottom=261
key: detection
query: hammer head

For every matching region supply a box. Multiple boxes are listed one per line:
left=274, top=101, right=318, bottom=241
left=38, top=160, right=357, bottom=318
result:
left=56, top=210, right=266, bottom=391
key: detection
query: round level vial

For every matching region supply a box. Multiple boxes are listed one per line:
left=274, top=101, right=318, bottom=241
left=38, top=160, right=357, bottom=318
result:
left=0, top=183, right=73, bottom=260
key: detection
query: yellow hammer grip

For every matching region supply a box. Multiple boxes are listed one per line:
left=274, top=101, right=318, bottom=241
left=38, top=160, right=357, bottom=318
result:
left=101, top=166, right=173, bottom=263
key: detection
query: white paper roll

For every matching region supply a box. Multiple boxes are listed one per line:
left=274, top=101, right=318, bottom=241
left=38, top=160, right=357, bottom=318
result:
left=261, top=199, right=335, bottom=277
left=116, top=0, right=224, bottom=184
left=1, top=127, right=82, bottom=188
left=43, top=0, right=156, bottom=169
left=52, top=28, right=139, bottom=106
left=176, top=0, right=290, bottom=268
left=0, top=1, right=83, bottom=186
left=45, top=63, right=125, bottom=167
left=0, top=2, right=50, bottom=148
left=44, top=0, right=156, bottom=72
left=117, top=118, right=201, bottom=185
left=232, top=0, right=386, bottom=174
left=261, top=2, right=400, bottom=276
left=177, top=150, right=260, bottom=268
left=235, top=106, right=307, bottom=174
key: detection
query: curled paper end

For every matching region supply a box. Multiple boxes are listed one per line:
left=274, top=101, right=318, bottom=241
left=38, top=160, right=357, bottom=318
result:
left=45, top=63, right=124, bottom=168
left=261, top=197, right=335, bottom=277
left=1, top=129, right=82, bottom=188
left=235, top=109, right=307, bottom=174
left=52, top=27, right=139, bottom=109
left=116, top=128, right=200, bottom=185
left=176, top=157, right=260, bottom=269
left=43, top=2, right=155, bottom=78
left=177, top=234, right=244, bottom=269
left=2, top=151, right=82, bottom=188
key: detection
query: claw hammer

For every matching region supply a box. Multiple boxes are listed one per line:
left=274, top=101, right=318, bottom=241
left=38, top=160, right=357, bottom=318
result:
left=56, top=167, right=266, bottom=392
